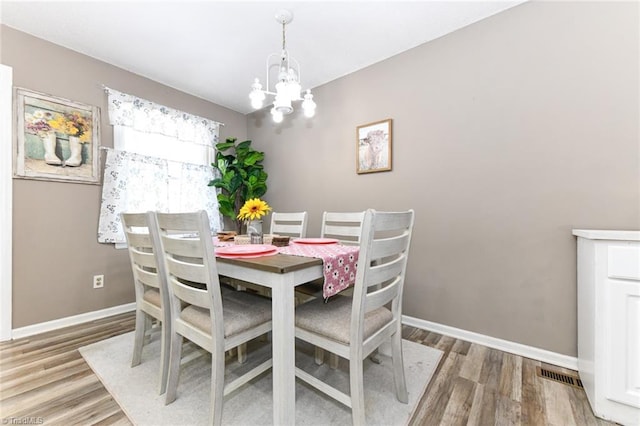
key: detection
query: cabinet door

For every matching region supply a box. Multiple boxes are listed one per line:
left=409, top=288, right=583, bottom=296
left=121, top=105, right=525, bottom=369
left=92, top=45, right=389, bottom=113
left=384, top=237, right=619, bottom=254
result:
left=606, top=278, right=640, bottom=408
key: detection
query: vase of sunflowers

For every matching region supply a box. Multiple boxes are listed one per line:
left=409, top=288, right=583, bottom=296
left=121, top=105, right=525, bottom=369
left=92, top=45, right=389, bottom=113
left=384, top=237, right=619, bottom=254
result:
left=237, top=198, right=271, bottom=244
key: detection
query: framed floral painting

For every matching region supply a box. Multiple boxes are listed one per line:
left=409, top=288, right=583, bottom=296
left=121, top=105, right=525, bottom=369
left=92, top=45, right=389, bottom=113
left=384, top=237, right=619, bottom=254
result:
left=356, top=118, right=392, bottom=174
left=14, top=87, right=100, bottom=184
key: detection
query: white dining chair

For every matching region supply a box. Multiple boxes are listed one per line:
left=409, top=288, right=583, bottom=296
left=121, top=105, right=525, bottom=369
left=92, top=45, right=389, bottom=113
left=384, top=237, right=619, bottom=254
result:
left=320, top=211, right=366, bottom=245
left=296, top=211, right=365, bottom=299
left=295, top=211, right=366, bottom=366
left=153, top=211, right=273, bottom=425
left=295, top=210, right=365, bottom=303
left=269, top=211, right=308, bottom=237
left=294, top=209, right=415, bottom=425
left=121, top=212, right=171, bottom=395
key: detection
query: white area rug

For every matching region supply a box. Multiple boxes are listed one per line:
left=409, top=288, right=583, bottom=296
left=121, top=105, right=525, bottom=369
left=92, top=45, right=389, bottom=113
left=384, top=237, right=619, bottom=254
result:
left=79, top=331, right=442, bottom=425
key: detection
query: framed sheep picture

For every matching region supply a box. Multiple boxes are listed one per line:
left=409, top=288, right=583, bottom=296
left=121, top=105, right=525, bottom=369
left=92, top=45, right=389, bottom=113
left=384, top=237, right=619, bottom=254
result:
left=356, top=118, right=392, bottom=174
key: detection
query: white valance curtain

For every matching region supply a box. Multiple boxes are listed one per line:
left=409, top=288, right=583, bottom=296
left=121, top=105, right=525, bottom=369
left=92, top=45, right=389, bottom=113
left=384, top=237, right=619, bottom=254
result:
left=106, top=87, right=221, bottom=144
left=97, top=88, right=223, bottom=244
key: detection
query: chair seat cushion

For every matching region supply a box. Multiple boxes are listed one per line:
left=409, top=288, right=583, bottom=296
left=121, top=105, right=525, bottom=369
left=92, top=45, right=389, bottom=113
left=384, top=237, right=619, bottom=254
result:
left=295, top=295, right=392, bottom=344
left=180, top=291, right=271, bottom=338
left=142, top=288, right=161, bottom=307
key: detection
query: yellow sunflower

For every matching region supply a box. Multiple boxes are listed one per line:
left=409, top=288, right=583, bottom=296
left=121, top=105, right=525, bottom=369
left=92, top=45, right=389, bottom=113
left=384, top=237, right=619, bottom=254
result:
left=237, top=198, right=272, bottom=221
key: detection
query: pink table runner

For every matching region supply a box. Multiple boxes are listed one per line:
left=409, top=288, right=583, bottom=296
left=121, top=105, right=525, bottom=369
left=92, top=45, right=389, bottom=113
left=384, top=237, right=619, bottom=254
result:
left=213, top=238, right=359, bottom=298
left=278, top=243, right=359, bottom=298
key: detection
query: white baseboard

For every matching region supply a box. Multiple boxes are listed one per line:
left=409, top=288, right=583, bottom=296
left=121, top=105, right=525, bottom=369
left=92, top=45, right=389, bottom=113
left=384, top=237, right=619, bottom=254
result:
left=10, top=306, right=577, bottom=370
left=402, top=315, right=578, bottom=371
left=12, top=303, right=136, bottom=340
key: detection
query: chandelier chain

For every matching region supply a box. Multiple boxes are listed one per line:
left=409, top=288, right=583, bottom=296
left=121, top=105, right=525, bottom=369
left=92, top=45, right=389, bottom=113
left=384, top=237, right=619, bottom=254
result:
left=282, top=21, right=286, bottom=52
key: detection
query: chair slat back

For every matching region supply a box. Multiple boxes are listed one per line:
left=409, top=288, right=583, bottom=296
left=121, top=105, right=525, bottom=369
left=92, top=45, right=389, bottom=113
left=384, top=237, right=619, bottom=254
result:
left=365, top=278, right=401, bottom=313
left=165, top=256, right=208, bottom=285
left=161, top=237, right=203, bottom=258
left=351, top=209, right=414, bottom=340
left=270, top=211, right=308, bottom=237
left=365, top=256, right=405, bottom=290
left=122, top=212, right=164, bottom=293
left=153, top=211, right=224, bottom=332
left=369, top=233, right=411, bottom=261
left=170, top=279, right=210, bottom=308
left=320, top=211, right=366, bottom=245
left=133, top=263, right=161, bottom=289
left=130, top=248, right=158, bottom=269
left=126, top=232, right=152, bottom=249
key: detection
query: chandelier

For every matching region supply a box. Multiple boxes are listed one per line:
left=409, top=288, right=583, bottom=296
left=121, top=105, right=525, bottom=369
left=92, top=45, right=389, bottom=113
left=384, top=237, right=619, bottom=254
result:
left=249, top=10, right=316, bottom=123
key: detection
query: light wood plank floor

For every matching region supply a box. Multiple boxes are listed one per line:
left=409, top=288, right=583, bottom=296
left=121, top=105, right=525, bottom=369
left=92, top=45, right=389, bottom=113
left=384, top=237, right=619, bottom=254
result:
left=0, top=312, right=614, bottom=425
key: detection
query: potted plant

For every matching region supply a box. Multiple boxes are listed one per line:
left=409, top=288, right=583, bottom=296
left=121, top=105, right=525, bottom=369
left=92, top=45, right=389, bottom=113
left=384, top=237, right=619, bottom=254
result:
left=208, top=138, right=268, bottom=233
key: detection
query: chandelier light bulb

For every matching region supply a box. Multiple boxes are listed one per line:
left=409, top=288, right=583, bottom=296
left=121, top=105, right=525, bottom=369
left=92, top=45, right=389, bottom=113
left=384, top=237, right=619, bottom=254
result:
left=251, top=97, right=264, bottom=110
left=271, top=107, right=283, bottom=123
left=249, top=78, right=266, bottom=110
left=302, top=90, right=316, bottom=117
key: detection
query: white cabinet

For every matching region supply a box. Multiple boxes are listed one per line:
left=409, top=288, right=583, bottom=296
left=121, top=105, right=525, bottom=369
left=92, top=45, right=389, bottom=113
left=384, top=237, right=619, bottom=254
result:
left=574, top=229, right=640, bottom=426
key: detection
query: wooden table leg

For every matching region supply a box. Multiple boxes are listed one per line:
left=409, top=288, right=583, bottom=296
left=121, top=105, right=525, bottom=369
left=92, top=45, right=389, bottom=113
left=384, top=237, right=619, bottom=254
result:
left=271, top=275, right=296, bottom=425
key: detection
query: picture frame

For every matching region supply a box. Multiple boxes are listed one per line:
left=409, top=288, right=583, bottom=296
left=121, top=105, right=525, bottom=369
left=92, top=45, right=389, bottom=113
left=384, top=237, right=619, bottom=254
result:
left=14, top=87, right=100, bottom=184
left=356, top=118, right=392, bottom=174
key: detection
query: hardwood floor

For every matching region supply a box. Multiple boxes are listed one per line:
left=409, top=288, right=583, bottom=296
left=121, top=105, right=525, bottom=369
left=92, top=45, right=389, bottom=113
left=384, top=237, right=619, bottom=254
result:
left=0, top=312, right=614, bottom=425
left=403, top=327, right=614, bottom=426
left=0, top=313, right=134, bottom=425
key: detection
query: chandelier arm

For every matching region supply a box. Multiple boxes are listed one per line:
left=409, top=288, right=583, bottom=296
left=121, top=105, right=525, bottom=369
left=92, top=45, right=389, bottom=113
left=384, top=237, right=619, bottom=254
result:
left=289, top=57, right=300, bottom=82
left=265, top=52, right=281, bottom=93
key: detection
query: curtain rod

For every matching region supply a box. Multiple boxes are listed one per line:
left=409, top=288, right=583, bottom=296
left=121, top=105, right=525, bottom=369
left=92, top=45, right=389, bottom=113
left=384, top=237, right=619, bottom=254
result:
left=100, top=84, right=225, bottom=126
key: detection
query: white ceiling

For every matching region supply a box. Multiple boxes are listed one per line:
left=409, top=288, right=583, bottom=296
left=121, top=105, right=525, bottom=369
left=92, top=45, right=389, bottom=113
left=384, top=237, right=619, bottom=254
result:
left=0, top=1, right=525, bottom=114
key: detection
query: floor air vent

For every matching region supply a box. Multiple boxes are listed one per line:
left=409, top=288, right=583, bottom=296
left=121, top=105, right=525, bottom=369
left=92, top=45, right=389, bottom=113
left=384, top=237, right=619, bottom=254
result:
left=536, top=366, right=584, bottom=388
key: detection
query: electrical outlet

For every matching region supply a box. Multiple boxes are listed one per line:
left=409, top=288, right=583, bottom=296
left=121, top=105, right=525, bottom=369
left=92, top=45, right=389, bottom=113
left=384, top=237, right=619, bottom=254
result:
left=93, top=274, right=104, bottom=289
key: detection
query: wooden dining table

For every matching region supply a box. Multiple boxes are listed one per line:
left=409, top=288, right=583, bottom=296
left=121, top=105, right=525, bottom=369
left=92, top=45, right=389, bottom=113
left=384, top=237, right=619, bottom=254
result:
left=215, top=253, right=324, bottom=425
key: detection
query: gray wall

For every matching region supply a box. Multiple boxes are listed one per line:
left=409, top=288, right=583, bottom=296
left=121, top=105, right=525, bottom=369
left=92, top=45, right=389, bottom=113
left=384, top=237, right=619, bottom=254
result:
left=1, top=25, right=247, bottom=328
left=248, top=1, right=640, bottom=356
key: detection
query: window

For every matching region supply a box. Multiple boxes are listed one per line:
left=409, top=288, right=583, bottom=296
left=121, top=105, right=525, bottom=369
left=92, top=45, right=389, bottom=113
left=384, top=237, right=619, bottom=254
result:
left=97, top=88, right=222, bottom=244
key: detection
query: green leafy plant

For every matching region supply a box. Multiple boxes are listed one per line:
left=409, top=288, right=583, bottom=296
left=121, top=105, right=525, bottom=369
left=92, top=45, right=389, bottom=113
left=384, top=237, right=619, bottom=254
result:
left=208, top=138, right=268, bottom=232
